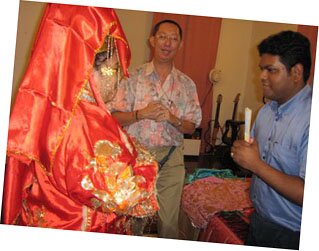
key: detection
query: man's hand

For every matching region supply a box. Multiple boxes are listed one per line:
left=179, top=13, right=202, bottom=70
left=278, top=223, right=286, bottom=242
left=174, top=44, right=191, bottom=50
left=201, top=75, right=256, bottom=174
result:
left=154, top=104, right=173, bottom=123
left=231, top=138, right=262, bottom=173
left=138, top=101, right=166, bottom=120
left=138, top=101, right=195, bottom=134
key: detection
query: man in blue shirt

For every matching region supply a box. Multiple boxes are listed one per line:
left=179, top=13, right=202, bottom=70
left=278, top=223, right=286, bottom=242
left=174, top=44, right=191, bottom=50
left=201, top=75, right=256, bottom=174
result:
left=231, top=30, right=312, bottom=250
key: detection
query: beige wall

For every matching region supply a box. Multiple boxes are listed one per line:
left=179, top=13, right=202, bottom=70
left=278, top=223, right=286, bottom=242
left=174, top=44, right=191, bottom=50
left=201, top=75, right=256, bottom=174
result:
left=213, top=19, right=253, bottom=128
left=12, top=1, right=298, bottom=136
left=116, top=8, right=153, bottom=69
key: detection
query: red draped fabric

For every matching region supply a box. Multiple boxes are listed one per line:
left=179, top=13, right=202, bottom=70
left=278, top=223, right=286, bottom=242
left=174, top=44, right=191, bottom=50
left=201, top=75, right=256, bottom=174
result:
left=298, top=25, right=318, bottom=85
left=2, top=3, right=158, bottom=233
left=152, top=13, right=222, bottom=152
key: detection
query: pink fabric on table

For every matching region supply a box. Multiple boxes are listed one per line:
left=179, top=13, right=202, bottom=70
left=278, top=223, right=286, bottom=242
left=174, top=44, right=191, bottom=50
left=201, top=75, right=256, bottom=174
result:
left=182, top=177, right=252, bottom=229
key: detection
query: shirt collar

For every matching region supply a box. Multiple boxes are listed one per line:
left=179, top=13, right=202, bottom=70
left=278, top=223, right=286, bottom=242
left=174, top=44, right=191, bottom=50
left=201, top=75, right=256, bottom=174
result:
left=269, top=84, right=312, bottom=115
left=145, top=60, right=177, bottom=77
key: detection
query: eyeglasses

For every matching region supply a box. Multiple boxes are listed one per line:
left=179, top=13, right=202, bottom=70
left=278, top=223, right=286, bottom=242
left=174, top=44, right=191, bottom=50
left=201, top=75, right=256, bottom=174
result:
left=155, top=33, right=180, bottom=43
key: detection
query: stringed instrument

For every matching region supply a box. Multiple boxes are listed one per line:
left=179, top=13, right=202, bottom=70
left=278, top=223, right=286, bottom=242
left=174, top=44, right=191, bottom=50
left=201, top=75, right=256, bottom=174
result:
left=211, top=94, right=223, bottom=148
left=222, top=93, right=244, bottom=146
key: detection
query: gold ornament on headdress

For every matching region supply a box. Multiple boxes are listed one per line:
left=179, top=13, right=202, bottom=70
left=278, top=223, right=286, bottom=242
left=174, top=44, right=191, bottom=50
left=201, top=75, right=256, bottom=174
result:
left=100, top=66, right=117, bottom=77
left=97, top=35, right=121, bottom=78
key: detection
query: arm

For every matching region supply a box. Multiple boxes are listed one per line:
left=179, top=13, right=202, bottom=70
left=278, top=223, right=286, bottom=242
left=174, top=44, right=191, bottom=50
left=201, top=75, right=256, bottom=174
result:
left=153, top=103, right=196, bottom=135
left=155, top=78, right=200, bottom=135
left=165, top=113, right=196, bottom=135
left=112, top=111, right=138, bottom=127
left=112, top=101, right=167, bottom=127
left=175, top=119, right=196, bottom=135
left=113, top=101, right=196, bottom=134
left=231, top=139, right=304, bottom=206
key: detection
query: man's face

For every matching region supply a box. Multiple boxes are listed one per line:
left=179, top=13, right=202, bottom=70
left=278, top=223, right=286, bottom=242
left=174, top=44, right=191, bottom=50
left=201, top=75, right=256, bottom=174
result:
left=259, top=54, right=297, bottom=105
left=150, top=22, right=182, bottom=63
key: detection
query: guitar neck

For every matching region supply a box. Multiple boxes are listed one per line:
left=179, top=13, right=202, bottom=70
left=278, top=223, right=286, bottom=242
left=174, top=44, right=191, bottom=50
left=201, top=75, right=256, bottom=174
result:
left=232, top=93, right=240, bottom=121
left=232, top=103, right=238, bottom=120
left=213, top=103, right=221, bottom=128
left=211, top=101, right=222, bottom=147
left=211, top=127, right=220, bottom=147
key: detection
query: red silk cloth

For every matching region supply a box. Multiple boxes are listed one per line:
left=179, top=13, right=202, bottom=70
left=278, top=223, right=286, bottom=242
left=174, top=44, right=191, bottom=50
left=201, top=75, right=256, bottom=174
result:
left=2, top=3, right=158, bottom=234
left=198, top=211, right=252, bottom=245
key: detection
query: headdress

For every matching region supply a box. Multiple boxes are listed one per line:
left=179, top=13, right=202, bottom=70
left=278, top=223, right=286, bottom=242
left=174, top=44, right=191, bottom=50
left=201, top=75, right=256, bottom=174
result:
left=3, top=4, right=157, bottom=231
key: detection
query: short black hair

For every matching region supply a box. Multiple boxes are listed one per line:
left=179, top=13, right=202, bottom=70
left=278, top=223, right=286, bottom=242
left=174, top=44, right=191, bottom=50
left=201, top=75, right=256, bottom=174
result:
left=152, top=19, right=183, bottom=40
left=258, top=30, right=311, bottom=83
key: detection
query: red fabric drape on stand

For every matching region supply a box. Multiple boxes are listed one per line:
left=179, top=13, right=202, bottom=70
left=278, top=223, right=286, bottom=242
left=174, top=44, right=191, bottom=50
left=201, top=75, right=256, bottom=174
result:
left=152, top=13, right=222, bottom=152
left=297, top=25, right=318, bottom=85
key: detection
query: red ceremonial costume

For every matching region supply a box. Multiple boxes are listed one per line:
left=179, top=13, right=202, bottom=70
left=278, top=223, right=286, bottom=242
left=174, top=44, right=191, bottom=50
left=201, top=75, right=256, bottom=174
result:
left=2, top=3, right=158, bottom=234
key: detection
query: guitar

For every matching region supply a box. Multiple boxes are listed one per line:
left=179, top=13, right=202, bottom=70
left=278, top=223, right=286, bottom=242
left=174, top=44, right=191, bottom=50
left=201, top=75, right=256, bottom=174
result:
left=231, top=93, right=240, bottom=121
left=211, top=94, right=223, bottom=148
left=222, top=93, right=244, bottom=146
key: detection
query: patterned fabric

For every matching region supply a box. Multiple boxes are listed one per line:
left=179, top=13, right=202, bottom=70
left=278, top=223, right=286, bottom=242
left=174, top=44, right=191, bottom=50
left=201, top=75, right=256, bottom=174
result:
left=182, top=177, right=252, bottom=229
left=2, top=3, right=158, bottom=234
left=250, top=84, right=312, bottom=232
left=185, top=168, right=237, bottom=184
left=108, top=61, right=202, bottom=149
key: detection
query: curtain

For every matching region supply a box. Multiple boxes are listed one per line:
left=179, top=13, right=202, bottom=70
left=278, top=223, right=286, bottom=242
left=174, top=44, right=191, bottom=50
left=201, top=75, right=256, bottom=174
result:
left=297, top=25, right=318, bottom=85
left=152, top=13, right=222, bottom=153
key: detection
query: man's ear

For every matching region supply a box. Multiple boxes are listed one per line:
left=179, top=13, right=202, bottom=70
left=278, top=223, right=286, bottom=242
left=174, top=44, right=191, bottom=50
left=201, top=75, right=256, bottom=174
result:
left=178, top=40, right=184, bottom=51
left=149, top=36, right=155, bottom=48
left=291, top=63, right=303, bottom=82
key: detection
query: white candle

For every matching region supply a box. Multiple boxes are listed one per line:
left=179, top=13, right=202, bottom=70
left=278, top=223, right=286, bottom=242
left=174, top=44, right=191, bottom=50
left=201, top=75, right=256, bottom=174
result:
left=244, top=107, right=252, bottom=142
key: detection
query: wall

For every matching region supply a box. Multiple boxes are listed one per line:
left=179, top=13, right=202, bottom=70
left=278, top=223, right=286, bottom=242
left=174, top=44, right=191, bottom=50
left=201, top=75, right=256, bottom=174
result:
left=116, top=8, right=153, bottom=69
left=213, top=19, right=253, bottom=131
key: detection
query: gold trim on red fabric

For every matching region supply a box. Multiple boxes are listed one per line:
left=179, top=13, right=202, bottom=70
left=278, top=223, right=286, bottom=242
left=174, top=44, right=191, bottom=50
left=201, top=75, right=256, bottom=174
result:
left=6, top=150, right=50, bottom=176
left=49, top=76, right=92, bottom=174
